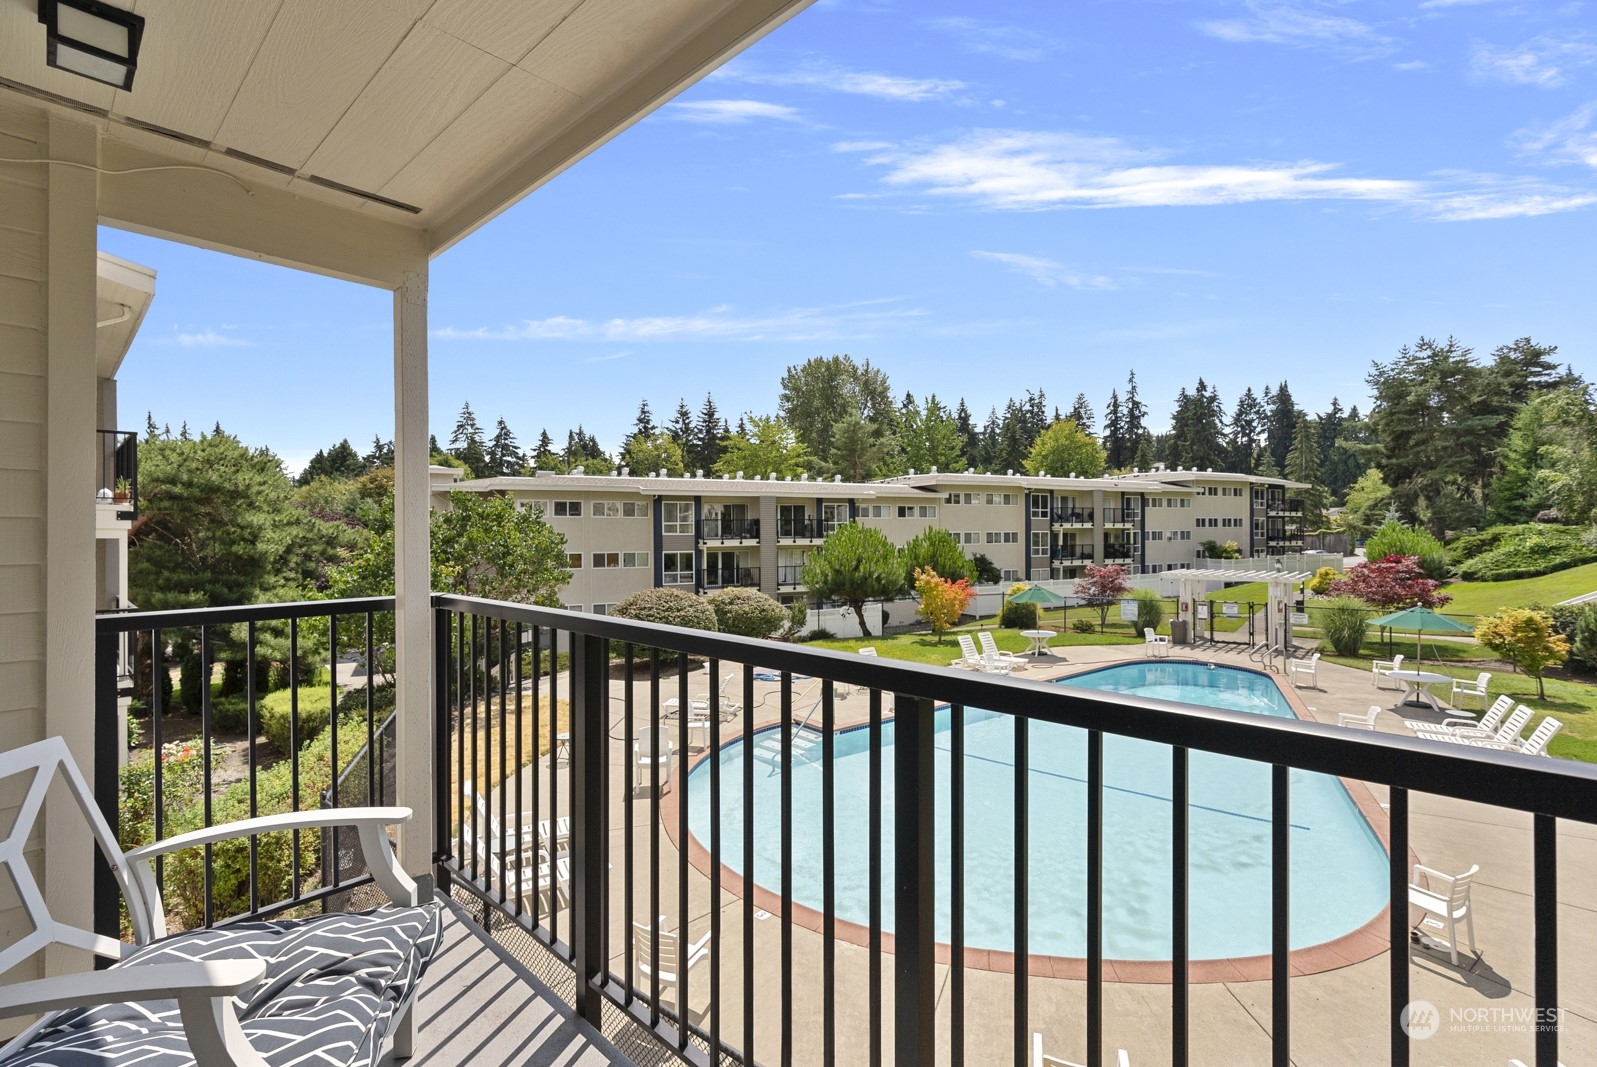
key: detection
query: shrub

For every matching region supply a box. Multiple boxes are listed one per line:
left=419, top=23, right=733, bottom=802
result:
left=259, top=686, right=334, bottom=757
left=1453, top=524, right=1597, bottom=582
left=1571, top=604, right=1597, bottom=674
left=1000, top=599, right=1038, bottom=629
left=610, top=587, right=719, bottom=632
left=970, top=553, right=1001, bottom=585
left=777, top=600, right=809, bottom=641
left=915, top=567, right=975, bottom=642
left=802, top=628, right=835, bottom=641
left=1306, top=566, right=1340, bottom=596
left=210, top=695, right=249, bottom=734
left=1132, top=588, right=1164, bottom=634
left=1475, top=609, right=1569, bottom=698
left=1071, top=618, right=1096, bottom=634
left=705, top=586, right=788, bottom=639
left=1318, top=597, right=1370, bottom=657
left=1365, top=521, right=1447, bottom=580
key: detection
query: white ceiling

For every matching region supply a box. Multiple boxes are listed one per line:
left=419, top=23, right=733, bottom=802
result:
left=0, top=0, right=811, bottom=253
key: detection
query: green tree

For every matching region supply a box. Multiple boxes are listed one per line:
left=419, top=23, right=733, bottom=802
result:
left=485, top=417, right=523, bottom=477
left=1168, top=379, right=1227, bottom=471
left=1540, top=385, right=1597, bottom=525
left=694, top=393, right=726, bottom=473
left=1284, top=412, right=1329, bottom=531
left=899, top=394, right=966, bottom=473
left=1475, top=609, right=1569, bottom=699
left=914, top=567, right=974, bottom=643
left=705, top=586, right=787, bottom=639
left=1335, top=469, right=1392, bottom=543
left=1068, top=393, right=1095, bottom=434
left=801, top=522, right=905, bottom=636
left=1227, top=387, right=1266, bottom=473
left=1101, top=389, right=1127, bottom=469
left=296, top=439, right=364, bottom=485
left=621, top=432, right=686, bottom=477
left=827, top=411, right=891, bottom=482
left=901, top=526, right=975, bottom=587
left=713, top=415, right=812, bottom=479
left=778, top=355, right=894, bottom=467
left=1264, top=381, right=1298, bottom=475
left=1025, top=418, right=1107, bottom=477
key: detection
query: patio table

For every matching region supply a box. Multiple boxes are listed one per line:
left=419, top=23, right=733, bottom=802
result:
left=1385, top=669, right=1453, bottom=711
left=1020, top=629, right=1054, bottom=657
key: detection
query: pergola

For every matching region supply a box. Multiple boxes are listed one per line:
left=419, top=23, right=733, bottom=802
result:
left=1172, top=567, right=1315, bottom=653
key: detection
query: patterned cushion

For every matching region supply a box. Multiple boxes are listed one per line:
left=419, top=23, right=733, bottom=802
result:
left=6, top=903, right=443, bottom=1067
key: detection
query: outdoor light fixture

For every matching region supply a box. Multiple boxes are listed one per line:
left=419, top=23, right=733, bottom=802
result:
left=37, top=0, right=144, bottom=91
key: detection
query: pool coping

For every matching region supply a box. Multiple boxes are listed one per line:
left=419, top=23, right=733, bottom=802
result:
left=659, top=656, right=1417, bottom=985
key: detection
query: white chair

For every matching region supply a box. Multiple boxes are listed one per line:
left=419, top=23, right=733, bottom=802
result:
left=858, top=646, right=879, bottom=656
left=635, top=725, right=674, bottom=792
left=1143, top=627, right=1169, bottom=658
left=1337, top=705, right=1382, bottom=730
left=1404, top=694, right=1513, bottom=737
left=1372, top=652, right=1404, bottom=688
left=978, top=631, right=1028, bottom=669
left=463, top=813, right=568, bottom=911
left=952, top=633, right=985, bottom=669
left=1408, top=863, right=1478, bottom=966
left=633, top=915, right=711, bottom=1010
left=466, top=779, right=540, bottom=858
left=1438, top=716, right=1562, bottom=757
left=1288, top=652, right=1320, bottom=689
left=1417, top=704, right=1532, bottom=747
left=1032, top=1033, right=1131, bottom=1067
left=1451, top=672, right=1491, bottom=711
left=0, top=737, right=431, bottom=1067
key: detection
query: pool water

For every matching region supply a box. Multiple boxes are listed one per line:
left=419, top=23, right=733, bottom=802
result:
left=684, top=662, right=1389, bottom=961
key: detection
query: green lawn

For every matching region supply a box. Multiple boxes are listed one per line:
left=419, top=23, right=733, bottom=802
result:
left=809, top=627, right=1139, bottom=666
left=1438, top=561, right=1597, bottom=619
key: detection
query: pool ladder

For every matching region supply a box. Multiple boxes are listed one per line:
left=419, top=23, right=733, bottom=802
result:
left=1248, top=642, right=1283, bottom=673
left=753, top=698, right=826, bottom=772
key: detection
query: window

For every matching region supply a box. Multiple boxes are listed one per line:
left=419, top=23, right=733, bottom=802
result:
left=567, top=553, right=583, bottom=568
left=944, top=492, right=960, bottom=505
left=822, top=503, right=849, bottom=533
left=985, top=531, right=1018, bottom=544
left=897, top=504, right=937, bottom=518
left=553, top=500, right=581, bottom=517
left=984, top=492, right=1017, bottom=506
left=1147, top=497, right=1163, bottom=508
left=1177, top=498, right=1190, bottom=508
left=662, top=552, right=694, bottom=585
left=662, top=500, right=692, bottom=534
left=1254, top=518, right=1267, bottom=537
left=592, top=501, right=619, bottom=517
left=1000, top=568, right=1021, bottom=581
left=591, top=552, right=621, bottom=568
left=1031, top=531, right=1050, bottom=556
left=1147, top=564, right=1163, bottom=574
left=952, top=531, right=979, bottom=545
left=1176, top=530, right=1192, bottom=541
left=593, top=604, right=613, bottom=616
left=1253, top=488, right=1266, bottom=506
left=1146, top=530, right=1164, bottom=541
left=566, top=603, right=582, bottom=612
left=623, top=551, right=648, bottom=568
left=626, top=500, right=649, bottom=517
left=1030, top=494, right=1051, bottom=518
left=1203, top=486, right=1218, bottom=496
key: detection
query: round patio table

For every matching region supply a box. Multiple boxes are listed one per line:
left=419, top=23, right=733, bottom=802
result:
left=1020, top=629, right=1053, bottom=657
left=1385, top=669, right=1452, bottom=711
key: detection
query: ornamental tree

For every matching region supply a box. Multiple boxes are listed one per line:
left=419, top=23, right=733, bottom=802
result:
left=914, top=566, right=974, bottom=643
left=902, top=525, right=975, bottom=587
left=801, top=522, right=905, bottom=637
left=1475, top=609, right=1569, bottom=698
left=1075, top=563, right=1131, bottom=630
left=1326, top=554, right=1452, bottom=610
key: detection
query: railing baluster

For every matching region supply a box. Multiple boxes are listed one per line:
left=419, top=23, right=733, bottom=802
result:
left=1173, top=745, right=1190, bottom=1067
left=822, top=679, right=836, bottom=1067
left=572, top=631, right=606, bottom=1023
left=1013, top=709, right=1028, bottom=1067
left=467, top=614, right=478, bottom=893
left=152, top=627, right=166, bottom=894
left=367, top=612, right=377, bottom=808
left=869, top=687, right=882, bottom=1067
left=289, top=619, right=300, bottom=897
left=649, top=648, right=662, bottom=1024
left=433, top=609, right=452, bottom=898
left=623, top=644, right=635, bottom=1006
left=93, top=626, right=120, bottom=950
left=1387, top=786, right=1408, bottom=1067
left=550, top=624, right=561, bottom=954
left=201, top=624, right=214, bottom=928
left=246, top=619, right=259, bottom=916
left=529, top=625, right=542, bottom=931
left=456, top=613, right=468, bottom=885
left=676, top=654, right=690, bottom=1052
left=895, top=692, right=936, bottom=1067
left=512, top=623, right=524, bottom=920
left=1273, top=763, right=1290, bottom=1067
left=780, top=671, right=793, bottom=1067
left=483, top=617, right=496, bottom=907
left=1087, top=728, right=1103, bottom=1067
left=1534, top=812, right=1558, bottom=1067
left=743, top=662, right=756, bottom=1067
left=709, top=657, right=722, bottom=1064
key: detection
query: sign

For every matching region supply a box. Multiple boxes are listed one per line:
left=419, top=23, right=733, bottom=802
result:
left=1197, top=603, right=1210, bottom=620
left=1119, top=600, right=1138, bottom=621
left=1291, top=611, right=1310, bottom=625
left=1223, top=602, right=1240, bottom=619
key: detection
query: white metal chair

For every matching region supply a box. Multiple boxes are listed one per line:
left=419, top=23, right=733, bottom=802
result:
left=635, top=726, right=675, bottom=792
left=1408, top=863, right=1478, bottom=966
left=1404, top=694, right=1513, bottom=737
left=1032, top=1033, right=1131, bottom=1067
left=1288, top=652, right=1320, bottom=689
left=0, top=736, right=432, bottom=1067
left=1337, top=705, right=1382, bottom=730
left=633, top=915, right=711, bottom=1010
left=979, top=631, right=1028, bottom=669
left=1143, top=627, right=1169, bottom=658
left=1372, top=652, right=1404, bottom=688
left=1450, top=672, right=1491, bottom=711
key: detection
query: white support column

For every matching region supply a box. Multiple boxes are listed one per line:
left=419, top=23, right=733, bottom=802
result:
left=43, top=115, right=100, bottom=974
left=393, top=266, right=433, bottom=877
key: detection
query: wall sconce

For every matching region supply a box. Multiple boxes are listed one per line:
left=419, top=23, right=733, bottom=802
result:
left=38, top=0, right=145, bottom=91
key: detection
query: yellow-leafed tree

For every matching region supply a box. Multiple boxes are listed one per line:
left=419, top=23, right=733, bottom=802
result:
left=1474, top=609, right=1569, bottom=699
left=915, top=566, right=975, bottom=644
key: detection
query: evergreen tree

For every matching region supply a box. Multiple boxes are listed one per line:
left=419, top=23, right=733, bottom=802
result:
left=1101, top=389, right=1126, bottom=469
left=449, top=402, right=483, bottom=452
left=666, top=399, right=696, bottom=455
left=486, top=417, right=523, bottom=477
left=632, top=399, right=657, bottom=441
left=1265, top=381, right=1298, bottom=475
left=1169, top=379, right=1227, bottom=471
left=953, top=399, right=977, bottom=467
left=428, top=433, right=442, bottom=456
left=1132, top=434, right=1155, bottom=472
left=1123, top=371, right=1147, bottom=448
left=144, top=412, right=160, bottom=441
left=1284, top=412, right=1329, bottom=529
left=296, top=439, right=364, bottom=485
left=1490, top=337, right=1567, bottom=409
left=1227, top=387, right=1266, bottom=473
left=828, top=412, right=891, bottom=482
left=899, top=393, right=966, bottom=473
left=993, top=400, right=1031, bottom=473
left=694, top=393, right=725, bottom=473
left=1068, top=392, right=1095, bottom=434
left=532, top=429, right=558, bottom=471
left=363, top=435, right=394, bottom=470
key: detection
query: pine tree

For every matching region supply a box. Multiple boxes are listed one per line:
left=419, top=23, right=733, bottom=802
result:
left=1101, top=390, right=1126, bottom=469
left=1284, top=412, right=1328, bottom=529
left=363, top=435, right=394, bottom=470
left=954, top=400, right=977, bottom=467
left=1068, top=392, right=1095, bottom=434
left=449, top=402, right=483, bottom=452
left=695, top=393, right=725, bottom=473
left=1227, top=388, right=1266, bottom=473
left=1132, top=435, right=1155, bottom=472
left=1265, top=381, right=1298, bottom=475
left=1123, top=371, right=1147, bottom=447
left=632, top=399, right=656, bottom=441
left=487, top=418, right=522, bottom=477
left=179, top=421, right=192, bottom=441
left=428, top=434, right=442, bottom=456
left=666, top=400, right=696, bottom=455
left=533, top=429, right=558, bottom=470
left=145, top=412, right=160, bottom=441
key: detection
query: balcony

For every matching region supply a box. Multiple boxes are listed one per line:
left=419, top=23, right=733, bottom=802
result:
left=699, top=517, right=760, bottom=542
left=86, top=597, right=1597, bottom=1067
left=1102, top=507, right=1138, bottom=525
left=704, top=566, right=759, bottom=589
left=1266, top=499, right=1304, bottom=518
left=96, top=429, right=137, bottom=521
left=776, top=518, right=822, bottom=541
left=776, top=563, right=806, bottom=587
left=1051, top=507, right=1093, bottom=526
left=1051, top=547, right=1094, bottom=563
left=1102, top=543, right=1138, bottom=561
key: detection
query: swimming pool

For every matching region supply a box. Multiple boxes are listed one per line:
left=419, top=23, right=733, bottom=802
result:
left=684, top=661, right=1389, bottom=964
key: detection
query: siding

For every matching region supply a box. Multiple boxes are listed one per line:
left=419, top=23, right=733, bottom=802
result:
left=0, top=101, right=48, bottom=996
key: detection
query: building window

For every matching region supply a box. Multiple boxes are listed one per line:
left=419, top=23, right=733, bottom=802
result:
left=985, top=531, right=1019, bottom=544
left=944, top=492, right=960, bottom=505
left=662, top=500, right=692, bottom=534
left=1146, top=530, right=1164, bottom=541
left=593, top=603, right=613, bottom=615
left=1000, top=568, right=1021, bottom=581
left=662, top=552, right=694, bottom=585
left=822, top=503, right=849, bottom=533
left=1147, top=497, right=1162, bottom=508
left=1031, top=531, right=1050, bottom=556
left=553, top=500, right=581, bottom=517
left=1030, top=494, right=1050, bottom=518
left=567, top=553, right=583, bottom=568
left=626, top=500, right=649, bottom=517
left=592, top=552, right=621, bottom=568
left=984, top=492, right=1017, bottom=506
left=566, top=603, right=582, bottom=612
left=623, top=551, right=648, bottom=568
left=593, top=501, right=619, bottom=517
left=897, top=504, right=937, bottom=518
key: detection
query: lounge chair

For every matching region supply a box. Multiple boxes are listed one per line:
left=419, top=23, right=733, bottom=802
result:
left=1337, top=705, right=1382, bottom=730
left=858, top=646, right=879, bottom=656
left=465, top=779, right=542, bottom=858
left=1287, top=652, right=1320, bottom=689
left=463, top=804, right=569, bottom=912
left=1404, top=694, right=1513, bottom=737
left=1408, top=863, right=1478, bottom=966
left=1032, top=1033, right=1131, bottom=1067
left=633, top=915, right=711, bottom=1011
left=952, top=633, right=985, bottom=670
left=1433, top=715, right=1561, bottom=756
left=1143, top=627, right=1169, bottom=658
left=635, top=725, right=675, bottom=791
left=978, top=631, right=1028, bottom=669
left=1449, top=671, right=1492, bottom=711
left=0, top=737, right=441, bottom=1067
left=1372, top=652, right=1404, bottom=689
left=1415, top=704, right=1532, bottom=748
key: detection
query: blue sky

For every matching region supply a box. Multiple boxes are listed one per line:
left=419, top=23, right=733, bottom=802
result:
left=102, top=0, right=1597, bottom=473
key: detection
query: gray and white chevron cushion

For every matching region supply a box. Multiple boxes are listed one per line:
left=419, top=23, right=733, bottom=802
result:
left=6, top=903, right=443, bottom=1067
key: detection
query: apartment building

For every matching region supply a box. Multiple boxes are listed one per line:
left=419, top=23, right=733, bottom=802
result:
left=438, top=465, right=1307, bottom=608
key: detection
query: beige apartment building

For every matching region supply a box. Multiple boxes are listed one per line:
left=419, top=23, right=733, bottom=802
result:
left=436, top=465, right=1307, bottom=611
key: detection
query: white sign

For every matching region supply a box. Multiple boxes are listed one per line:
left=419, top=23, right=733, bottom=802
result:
left=1119, top=600, right=1138, bottom=621
left=1291, top=611, right=1310, bottom=625
left=1197, top=603, right=1210, bottom=620
left=1224, top=602, right=1240, bottom=619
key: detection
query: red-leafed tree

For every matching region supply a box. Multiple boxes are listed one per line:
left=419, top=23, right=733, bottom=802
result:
left=1076, top=563, right=1131, bottom=630
left=1327, top=554, right=1452, bottom=610
left=914, top=566, right=975, bottom=643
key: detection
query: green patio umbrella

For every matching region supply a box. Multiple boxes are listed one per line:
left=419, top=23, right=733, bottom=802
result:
left=1006, top=584, right=1067, bottom=607
left=1368, top=606, right=1474, bottom=665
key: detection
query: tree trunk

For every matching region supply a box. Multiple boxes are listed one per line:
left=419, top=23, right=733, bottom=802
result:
left=853, top=602, right=873, bottom=637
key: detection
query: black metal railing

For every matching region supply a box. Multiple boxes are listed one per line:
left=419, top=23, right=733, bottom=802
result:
left=97, top=429, right=137, bottom=520
left=777, top=518, right=820, bottom=539
left=432, top=595, right=1597, bottom=1067
left=1051, top=508, right=1093, bottom=524
left=1102, top=507, right=1137, bottom=524
left=1267, top=500, right=1304, bottom=516
left=776, top=564, right=805, bottom=586
left=705, top=566, right=760, bottom=588
left=1102, top=544, right=1138, bottom=561
left=701, top=518, right=760, bottom=541
left=1052, top=548, right=1094, bottom=563
left=93, top=597, right=396, bottom=939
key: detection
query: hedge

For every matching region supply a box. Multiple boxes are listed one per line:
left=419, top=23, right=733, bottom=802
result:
left=1453, top=524, right=1596, bottom=582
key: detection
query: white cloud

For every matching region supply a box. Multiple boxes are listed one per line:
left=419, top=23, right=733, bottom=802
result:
left=970, top=251, right=1115, bottom=290
left=667, top=99, right=805, bottom=124
left=1197, top=1, right=1395, bottom=57
left=1392, top=59, right=1430, bottom=71
left=167, top=327, right=249, bottom=348
left=1470, top=35, right=1597, bottom=88
left=1514, top=101, right=1597, bottom=167
left=714, top=62, right=964, bottom=102
left=925, top=17, right=1059, bottom=61
left=841, top=129, right=1597, bottom=220
left=1419, top=0, right=1502, bottom=8
left=433, top=300, right=927, bottom=344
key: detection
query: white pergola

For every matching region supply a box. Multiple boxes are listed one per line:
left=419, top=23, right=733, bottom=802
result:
left=1173, top=567, right=1315, bottom=652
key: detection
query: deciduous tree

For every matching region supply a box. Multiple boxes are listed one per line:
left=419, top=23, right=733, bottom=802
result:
left=1326, top=554, right=1451, bottom=610
left=914, top=567, right=974, bottom=643
left=1024, top=418, right=1107, bottom=478
left=1075, top=563, right=1131, bottom=630
left=1475, top=609, right=1569, bottom=699
left=713, top=415, right=812, bottom=479
left=801, top=522, right=905, bottom=636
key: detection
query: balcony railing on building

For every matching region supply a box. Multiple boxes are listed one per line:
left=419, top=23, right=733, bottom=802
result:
left=96, top=428, right=137, bottom=521
left=1052, top=547, right=1094, bottom=563
left=704, top=566, right=759, bottom=588
left=1267, top=500, right=1305, bottom=517
left=776, top=564, right=805, bottom=587
left=1102, top=543, right=1137, bottom=561
left=700, top=518, right=760, bottom=541
left=1101, top=507, right=1137, bottom=525
left=776, top=517, right=820, bottom=540
left=1051, top=507, right=1093, bottom=525
left=91, top=595, right=1597, bottom=1067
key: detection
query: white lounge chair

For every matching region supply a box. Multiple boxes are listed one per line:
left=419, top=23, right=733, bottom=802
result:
left=952, top=633, right=985, bottom=670
left=465, top=779, right=544, bottom=858
left=1404, top=694, right=1514, bottom=737
left=1032, top=1033, right=1131, bottom=1067
left=635, top=725, right=675, bottom=791
left=1409, top=863, right=1478, bottom=966
left=1373, top=652, right=1404, bottom=689
left=858, top=646, right=879, bottom=656
left=1143, top=627, right=1169, bottom=658
left=0, top=737, right=437, bottom=1067
left=665, top=673, right=743, bottom=719
left=1288, top=652, right=1321, bottom=689
left=463, top=807, right=568, bottom=912
left=979, top=631, right=1028, bottom=669
left=1450, top=672, right=1491, bottom=711
left=1436, top=715, right=1561, bottom=757
left=1416, top=705, right=1532, bottom=748
left=1337, top=705, right=1382, bottom=730
left=633, top=915, right=711, bottom=1010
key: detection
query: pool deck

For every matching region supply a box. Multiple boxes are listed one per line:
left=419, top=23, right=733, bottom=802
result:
left=476, top=636, right=1597, bottom=1067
